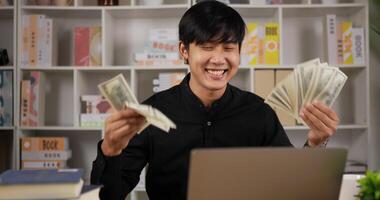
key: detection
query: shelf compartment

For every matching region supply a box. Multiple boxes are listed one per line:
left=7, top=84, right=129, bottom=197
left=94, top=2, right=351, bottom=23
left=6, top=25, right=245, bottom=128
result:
left=20, top=70, right=75, bottom=127
left=18, top=129, right=102, bottom=184
left=0, top=131, right=13, bottom=173
left=282, top=5, right=366, bottom=65
left=104, top=8, right=185, bottom=66
left=134, top=68, right=188, bottom=102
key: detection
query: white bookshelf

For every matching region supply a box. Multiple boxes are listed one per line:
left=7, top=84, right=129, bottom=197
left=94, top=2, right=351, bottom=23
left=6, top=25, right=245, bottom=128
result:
left=13, top=0, right=373, bottom=200
left=0, top=0, right=16, bottom=174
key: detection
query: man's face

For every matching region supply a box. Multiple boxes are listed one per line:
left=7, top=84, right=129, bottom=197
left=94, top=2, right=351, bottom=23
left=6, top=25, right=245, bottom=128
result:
left=180, top=41, right=240, bottom=93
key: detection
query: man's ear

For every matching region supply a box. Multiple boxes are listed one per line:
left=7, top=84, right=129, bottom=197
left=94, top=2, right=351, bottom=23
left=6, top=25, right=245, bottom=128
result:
left=178, top=41, right=188, bottom=61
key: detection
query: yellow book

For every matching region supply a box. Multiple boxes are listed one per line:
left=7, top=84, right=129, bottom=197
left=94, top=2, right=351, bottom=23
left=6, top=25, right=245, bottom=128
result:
left=342, top=22, right=353, bottom=64
left=264, top=23, right=279, bottom=65
left=89, top=26, right=102, bottom=66
left=241, top=23, right=259, bottom=65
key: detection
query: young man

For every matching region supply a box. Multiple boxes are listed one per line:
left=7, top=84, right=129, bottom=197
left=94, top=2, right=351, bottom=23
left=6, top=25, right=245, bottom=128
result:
left=91, top=1, right=339, bottom=200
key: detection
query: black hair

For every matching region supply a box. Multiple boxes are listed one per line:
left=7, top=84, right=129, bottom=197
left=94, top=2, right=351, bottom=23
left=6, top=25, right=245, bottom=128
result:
left=179, top=1, right=246, bottom=50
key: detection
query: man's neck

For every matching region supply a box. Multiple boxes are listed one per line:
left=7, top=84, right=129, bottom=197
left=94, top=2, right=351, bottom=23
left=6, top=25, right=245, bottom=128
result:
left=189, top=78, right=226, bottom=109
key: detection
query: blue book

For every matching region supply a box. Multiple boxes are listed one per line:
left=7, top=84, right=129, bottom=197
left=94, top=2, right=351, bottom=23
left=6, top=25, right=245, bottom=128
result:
left=0, top=169, right=84, bottom=200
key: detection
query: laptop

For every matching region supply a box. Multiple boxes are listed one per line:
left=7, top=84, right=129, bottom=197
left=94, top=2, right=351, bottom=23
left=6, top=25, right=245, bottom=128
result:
left=187, top=148, right=347, bottom=200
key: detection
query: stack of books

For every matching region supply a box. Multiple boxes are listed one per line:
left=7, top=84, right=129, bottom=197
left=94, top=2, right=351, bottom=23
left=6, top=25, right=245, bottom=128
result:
left=74, top=26, right=102, bottom=66
left=0, top=70, right=12, bottom=126
left=324, top=14, right=365, bottom=65
left=80, top=95, right=113, bottom=127
left=0, top=169, right=101, bottom=200
left=152, top=72, right=186, bottom=93
left=21, top=15, right=57, bottom=67
left=20, top=71, right=45, bottom=127
left=240, top=23, right=280, bottom=66
left=134, top=28, right=182, bottom=66
left=20, top=137, right=71, bottom=169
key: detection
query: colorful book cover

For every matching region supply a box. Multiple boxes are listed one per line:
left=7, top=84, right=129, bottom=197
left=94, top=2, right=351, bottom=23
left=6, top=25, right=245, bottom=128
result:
left=264, top=23, right=279, bottom=65
left=21, top=150, right=72, bottom=161
left=28, top=15, right=45, bottom=67
left=80, top=95, right=113, bottom=114
left=89, top=26, right=102, bottom=66
left=352, top=27, right=365, bottom=65
left=324, top=14, right=337, bottom=64
left=1, top=71, right=13, bottom=126
left=21, top=80, right=31, bottom=126
left=29, top=71, right=45, bottom=126
left=74, top=27, right=90, bottom=66
left=21, top=137, right=69, bottom=152
left=0, top=169, right=83, bottom=184
left=241, top=23, right=259, bottom=65
left=336, top=23, right=344, bottom=64
left=44, top=18, right=57, bottom=67
left=342, top=22, right=353, bottom=64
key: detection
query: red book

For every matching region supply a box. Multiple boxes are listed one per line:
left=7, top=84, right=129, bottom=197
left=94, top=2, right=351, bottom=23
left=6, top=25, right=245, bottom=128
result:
left=74, top=27, right=90, bottom=66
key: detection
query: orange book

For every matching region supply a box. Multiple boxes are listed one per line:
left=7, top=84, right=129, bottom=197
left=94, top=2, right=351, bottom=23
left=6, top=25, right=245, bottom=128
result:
left=21, top=137, right=69, bottom=152
left=21, top=80, right=31, bottom=126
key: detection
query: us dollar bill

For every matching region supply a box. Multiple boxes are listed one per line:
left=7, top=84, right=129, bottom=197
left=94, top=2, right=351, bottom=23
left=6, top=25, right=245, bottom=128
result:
left=98, top=74, right=176, bottom=133
left=98, top=74, right=138, bottom=111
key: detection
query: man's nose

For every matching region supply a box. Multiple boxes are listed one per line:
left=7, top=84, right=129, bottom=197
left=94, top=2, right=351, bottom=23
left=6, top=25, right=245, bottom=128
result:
left=209, top=50, right=226, bottom=65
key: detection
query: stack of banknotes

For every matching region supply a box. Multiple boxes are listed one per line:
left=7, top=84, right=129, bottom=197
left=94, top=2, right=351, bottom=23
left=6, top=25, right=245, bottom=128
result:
left=98, top=74, right=176, bottom=133
left=265, top=58, right=347, bottom=123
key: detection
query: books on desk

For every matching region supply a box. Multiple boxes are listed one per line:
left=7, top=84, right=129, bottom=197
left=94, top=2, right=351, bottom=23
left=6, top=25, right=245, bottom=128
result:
left=0, top=169, right=89, bottom=200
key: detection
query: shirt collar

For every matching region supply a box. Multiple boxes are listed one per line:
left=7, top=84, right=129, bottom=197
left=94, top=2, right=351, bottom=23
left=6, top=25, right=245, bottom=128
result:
left=180, top=73, right=232, bottom=115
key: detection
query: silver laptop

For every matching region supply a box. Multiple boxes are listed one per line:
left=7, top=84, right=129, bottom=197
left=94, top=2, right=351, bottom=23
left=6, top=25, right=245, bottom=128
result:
left=187, top=148, right=347, bottom=200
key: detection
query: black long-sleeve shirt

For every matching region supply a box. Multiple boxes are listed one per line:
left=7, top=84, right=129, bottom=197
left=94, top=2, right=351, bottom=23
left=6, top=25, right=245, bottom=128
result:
left=91, top=74, right=293, bottom=200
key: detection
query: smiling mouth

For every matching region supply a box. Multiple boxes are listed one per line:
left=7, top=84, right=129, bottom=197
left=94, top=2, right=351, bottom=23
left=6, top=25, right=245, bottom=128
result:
left=205, top=69, right=228, bottom=76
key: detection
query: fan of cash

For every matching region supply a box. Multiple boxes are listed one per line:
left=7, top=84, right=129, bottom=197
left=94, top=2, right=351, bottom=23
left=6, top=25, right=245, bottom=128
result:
left=264, top=58, right=347, bottom=123
left=98, top=74, right=176, bottom=133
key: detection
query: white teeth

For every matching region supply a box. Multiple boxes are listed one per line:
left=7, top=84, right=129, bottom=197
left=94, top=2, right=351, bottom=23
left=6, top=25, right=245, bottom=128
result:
left=206, top=69, right=225, bottom=76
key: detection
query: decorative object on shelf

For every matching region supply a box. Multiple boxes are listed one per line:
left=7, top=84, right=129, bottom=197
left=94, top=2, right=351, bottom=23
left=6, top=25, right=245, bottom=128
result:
left=33, top=0, right=52, bottom=5
left=0, top=0, right=9, bottom=6
left=138, top=0, right=163, bottom=5
left=356, top=170, right=380, bottom=200
left=321, top=0, right=338, bottom=4
left=0, top=49, right=9, bottom=66
left=98, top=0, right=119, bottom=6
left=51, top=0, right=73, bottom=6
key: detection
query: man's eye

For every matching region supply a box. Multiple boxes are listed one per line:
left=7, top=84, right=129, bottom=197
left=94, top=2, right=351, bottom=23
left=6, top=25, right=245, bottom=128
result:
left=225, top=47, right=236, bottom=51
left=202, top=46, right=213, bottom=50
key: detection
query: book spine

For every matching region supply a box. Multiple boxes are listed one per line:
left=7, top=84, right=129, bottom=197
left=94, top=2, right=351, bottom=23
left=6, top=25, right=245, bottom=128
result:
left=342, top=22, right=353, bottom=64
left=21, top=150, right=72, bottom=161
left=80, top=113, right=109, bottom=127
left=264, top=23, right=279, bottom=65
left=45, top=18, right=53, bottom=67
left=240, top=23, right=259, bottom=65
left=29, top=71, right=45, bottom=126
left=2, top=71, right=13, bottom=126
left=21, top=137, right=69, bottom=151
left=37, top=15, right=45, bottom=67
left=325, top=14, right=337, bottom=64
left=29, top=15, right=45, bottom=67
left=336, top=22, right=344, bottom=64
left=74, top=27, right=90, bottom=66
left=21, top=80, right=31, bottom=126
left=258, top=25, right=265, bottom=65
left=352, top=27, right=365, bottom=65
left=21, top=16, right=29, bottom=66
left=134, top=52, right=179, bottom=61
left=89, top=26, right=102, bottom=66
left=21, top=160, right=67, bottom=169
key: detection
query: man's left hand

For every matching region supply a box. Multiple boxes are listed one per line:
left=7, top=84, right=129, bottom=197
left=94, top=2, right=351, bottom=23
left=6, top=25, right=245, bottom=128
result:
left=300, top=101, right=340, bottom=147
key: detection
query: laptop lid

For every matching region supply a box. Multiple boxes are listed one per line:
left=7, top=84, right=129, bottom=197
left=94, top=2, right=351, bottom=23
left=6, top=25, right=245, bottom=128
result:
left=187, top=148, right=347, bottom=200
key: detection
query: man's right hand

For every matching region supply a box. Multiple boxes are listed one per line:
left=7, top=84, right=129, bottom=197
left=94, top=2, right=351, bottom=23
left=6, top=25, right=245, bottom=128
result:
left=101, top=108, right=146, bottom=156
